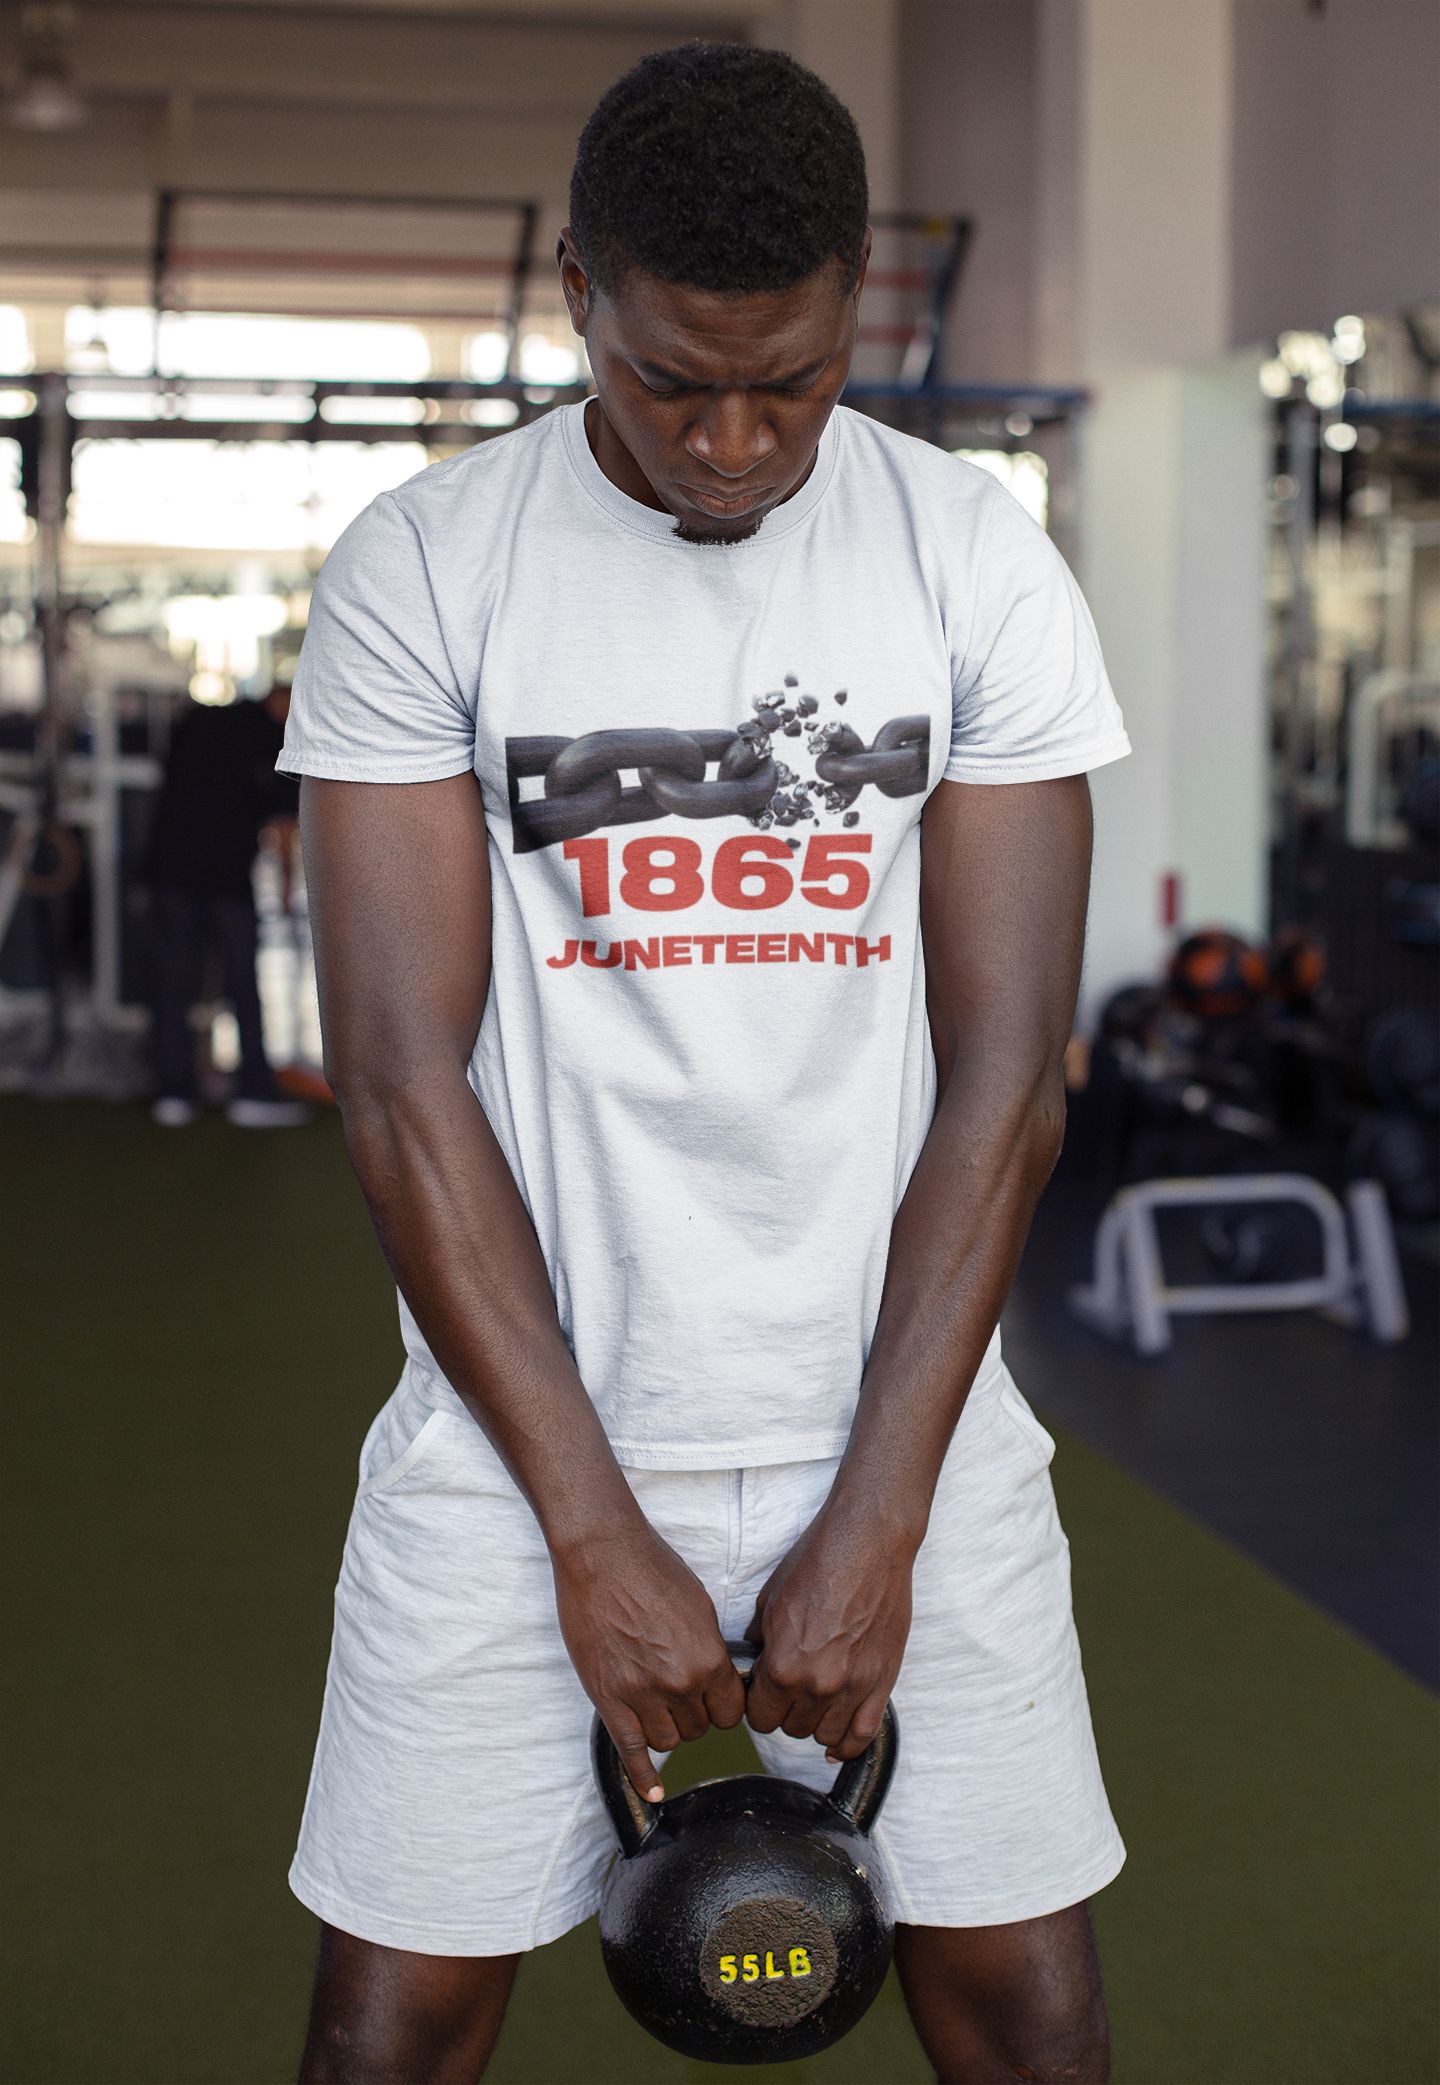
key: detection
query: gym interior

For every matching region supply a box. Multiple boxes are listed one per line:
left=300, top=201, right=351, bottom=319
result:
left=2, top=3, right=1436, bottom=2079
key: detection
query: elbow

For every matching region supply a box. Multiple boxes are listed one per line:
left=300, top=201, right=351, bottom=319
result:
left=1030, top=1088, right=1068, bottom=1187
left=324, top=1047, right=468, bottom=1149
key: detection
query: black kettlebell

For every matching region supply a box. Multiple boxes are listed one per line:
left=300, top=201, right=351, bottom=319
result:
left=591, top=1641, right=899, bottom=2065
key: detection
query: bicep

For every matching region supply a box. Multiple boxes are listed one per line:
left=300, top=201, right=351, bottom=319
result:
left=919, top=775, right=1092, bottom=1090
left=300, top=772, right=491, bottom=1093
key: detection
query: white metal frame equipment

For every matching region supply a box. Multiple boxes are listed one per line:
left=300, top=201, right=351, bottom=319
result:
left=1069, top=1172, right=1410, bottom=1354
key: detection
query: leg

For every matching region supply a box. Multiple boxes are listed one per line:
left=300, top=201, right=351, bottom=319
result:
left=894, top=1904, right=1109, bottom=2085
left=150, top=887, right=203, bottom=1099
left=207, top=893, right=275, bottom=1100
left=298, top=1925, right=520, bottom=2085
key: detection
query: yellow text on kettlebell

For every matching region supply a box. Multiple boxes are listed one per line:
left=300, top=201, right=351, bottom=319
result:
left=717, top=1946, right=814, bottom=1984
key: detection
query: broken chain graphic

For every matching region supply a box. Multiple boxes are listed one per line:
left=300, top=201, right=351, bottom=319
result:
left=508, top=716, right=929, bottom=853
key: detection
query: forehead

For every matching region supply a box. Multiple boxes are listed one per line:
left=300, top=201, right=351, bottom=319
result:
left=599, top=263, right=853, bottom=382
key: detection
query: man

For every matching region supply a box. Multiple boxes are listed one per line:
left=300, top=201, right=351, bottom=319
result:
left=145, top=681, right=309, bottom=1127
left=284, top=44, right=1129, bottom=2085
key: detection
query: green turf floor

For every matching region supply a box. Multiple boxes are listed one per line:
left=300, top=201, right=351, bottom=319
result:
left=3, top=1097, right=1436, bottom=2083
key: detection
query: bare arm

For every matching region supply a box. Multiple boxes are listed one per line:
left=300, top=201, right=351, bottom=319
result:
left=744, top=774, right=1092, bottom=1756
left=301, top=773, right=745, bottom=1794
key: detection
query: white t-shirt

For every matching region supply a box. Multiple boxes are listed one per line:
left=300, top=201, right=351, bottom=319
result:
left=284, top=402, right=1128, bottom=1468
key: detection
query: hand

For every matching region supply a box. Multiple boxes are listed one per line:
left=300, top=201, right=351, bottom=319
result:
left=551, top=1522, right=747, bottom=1801
left=744, top=1506, right=915, bottom=1763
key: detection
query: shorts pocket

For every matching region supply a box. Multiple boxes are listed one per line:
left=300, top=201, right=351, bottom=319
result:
left=998, top=1376, right=1056, bottom=1469
left=357, top=1409, right=451, bottom=1498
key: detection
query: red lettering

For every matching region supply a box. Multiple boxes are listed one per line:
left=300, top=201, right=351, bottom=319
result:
left=580, top=941, right=622, bottom=968
left=855, top=934, right=891, bottom=966
left=620, top=836, right=704, bottom=911
left=757, top=934, right=786, bottom=963
left=788, top=932, right=825, bottom=963
left=562, top=838, right=610, bottom=918
left=693, top=935, right=725, bottom=965
left=546, top=940, right=579, bottom=969
left=800, top=833, right=871, bottom=910
left=662, top=936, right=692, bottom=965
left=826, top=934, right=855, bottom=965
left=624, top=938, right=660, bottom=969
left=712, top=835, right=794, bottom=911
left=725, top=935, right=756, bottom=964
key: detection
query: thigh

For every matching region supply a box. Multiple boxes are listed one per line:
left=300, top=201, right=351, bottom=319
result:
left=290, top=1373, right=622, bottom=1958
left=894, top=1904, right=1109, bottom=2085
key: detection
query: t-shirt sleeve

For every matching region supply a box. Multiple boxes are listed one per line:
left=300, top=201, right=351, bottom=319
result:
left=280, top=491, right=476, bottom=783
left=946, top=482, right=1130, bottom=784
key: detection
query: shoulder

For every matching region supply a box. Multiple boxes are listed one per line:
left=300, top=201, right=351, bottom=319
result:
left=829, top=408, right=1028, bottom=574
left=830, top=408, right=1060, bottom=598
left=316, top=409, right=569, bottom=596
left=383, top=406, right=570, bottom=533
left=832, top=406, right=1005, bottom=517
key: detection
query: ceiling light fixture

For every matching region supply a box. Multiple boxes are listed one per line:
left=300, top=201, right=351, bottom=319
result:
left=5, top=5, right=88, bottom=131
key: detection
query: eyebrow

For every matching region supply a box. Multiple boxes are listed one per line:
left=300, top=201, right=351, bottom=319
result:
left=634, top=356, right=831, bottom=390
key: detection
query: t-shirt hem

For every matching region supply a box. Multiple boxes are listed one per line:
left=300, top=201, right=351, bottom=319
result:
left=943, top=728, right=1131, bottom=785
left=277, top=752, right=477, bottom=784
left=607, top=1431, right=852, bottom=1471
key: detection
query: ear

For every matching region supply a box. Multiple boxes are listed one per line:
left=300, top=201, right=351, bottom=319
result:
left=557, top=230, right=592, bottom=337
left=852, top=226, right=874, bottom=307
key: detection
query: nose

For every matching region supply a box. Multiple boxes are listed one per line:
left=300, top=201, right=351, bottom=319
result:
left=685, top=392, right=779, bottom=479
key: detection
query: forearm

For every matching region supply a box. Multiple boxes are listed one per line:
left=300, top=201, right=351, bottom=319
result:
left=827, top=1054, right=1065, bottom=1546
left=821, top=775, right=1089, bottom=1551
left=339, top=1066, right=645, bottom=1551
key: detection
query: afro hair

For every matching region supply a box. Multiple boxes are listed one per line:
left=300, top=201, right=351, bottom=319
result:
left=569, top=43, right=869, bottom=297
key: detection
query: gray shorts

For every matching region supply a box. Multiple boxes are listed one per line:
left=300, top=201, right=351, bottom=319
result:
left=290, top=1360, right=1125, bottom=1955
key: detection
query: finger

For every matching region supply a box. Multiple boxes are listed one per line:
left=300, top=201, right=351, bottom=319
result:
left=823, top=1689, right=888, bottom=1764
left=813, top=1685, right=878, bottom=1752
left=704, top=1663, right=749, bottom=1730
left=750, top=1671, right=826, bottom=1740
left=669, top=1697, right=712, bottom=1745
left=780, top=1699, right=825, bottom=1741
left=740, top=1663, right=790, bottom=1735
left=605, top=1713, right=667, bottom=1803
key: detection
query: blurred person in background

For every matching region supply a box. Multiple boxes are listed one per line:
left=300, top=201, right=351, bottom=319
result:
left=144, top=683, right=310, bottom=1128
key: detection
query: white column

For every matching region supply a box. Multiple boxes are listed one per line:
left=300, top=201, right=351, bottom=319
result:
left=1037, top=0, right=1267, bottom=1016
left=752, top=1, right=900, bottom=380
left=1172, top=348, right=1268, bottom=938
left=755, top=0, right=899, bottom=209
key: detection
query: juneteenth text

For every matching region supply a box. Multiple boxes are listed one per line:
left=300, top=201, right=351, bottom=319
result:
left=546, top=933, right=893, bottom=971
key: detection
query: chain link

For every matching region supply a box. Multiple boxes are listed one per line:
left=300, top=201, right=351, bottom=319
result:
left=508, top=717, right=930, bottom=852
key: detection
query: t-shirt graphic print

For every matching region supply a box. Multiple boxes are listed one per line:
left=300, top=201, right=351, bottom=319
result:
left=509, top=687, right=928, bottom=978
left=283, top=402, right=1129, bottom=1468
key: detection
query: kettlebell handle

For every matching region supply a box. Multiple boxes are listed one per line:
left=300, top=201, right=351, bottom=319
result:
left=591, top=1639, right=899, bottom=1859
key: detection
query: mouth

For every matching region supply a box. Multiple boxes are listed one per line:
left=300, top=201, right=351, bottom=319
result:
left=677, top=483, right=777, bottom=520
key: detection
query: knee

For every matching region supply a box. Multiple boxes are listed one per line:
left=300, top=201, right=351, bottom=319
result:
left=998, top=1973, right=1109, bottom=2083
left=895, top=1909, right=1110, bottom=2085
left=297, top=1929, right=519, bottom=2085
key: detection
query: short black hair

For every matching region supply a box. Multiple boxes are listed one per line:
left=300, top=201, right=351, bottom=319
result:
left=569, top=43, right=869, bottom=298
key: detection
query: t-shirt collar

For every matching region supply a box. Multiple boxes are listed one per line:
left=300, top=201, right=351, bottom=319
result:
left=560, top=399, right=840, bottom=548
